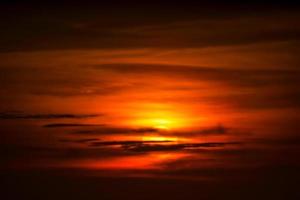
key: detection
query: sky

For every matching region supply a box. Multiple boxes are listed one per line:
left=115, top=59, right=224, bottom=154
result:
left=1, top=2, right=300, bottom=200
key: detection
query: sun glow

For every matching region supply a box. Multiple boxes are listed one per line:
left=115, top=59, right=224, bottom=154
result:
left=109, top=102, right=209, bottom=135
left=142, top=135, right=179, bottom=142
left=142, top=118, right=174, bottom=130
left=126, top=103, right=193, bottom=130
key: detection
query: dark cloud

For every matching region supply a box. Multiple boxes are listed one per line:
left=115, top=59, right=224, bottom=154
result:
left=89, top=140, right=241, bottom=152
left=74, top=125, right=241, bottom=138
left=0, top=111, right=101, bottom=120
left=125, top=142, right=242, bottom=152
left=0, top=144, right=135, bottom=166
left=0, top=2, right=299, bottom=52
left=89, top=140, right=173, bottom=147
left=0, top=65, right=127, bottom=97
left=59, top=138, right=100, bottom=143
left=43, top=123, right=104, bottom=128
left=252, top=137, right=300, bottom=146
left=75, top=127, right=160, bottom=135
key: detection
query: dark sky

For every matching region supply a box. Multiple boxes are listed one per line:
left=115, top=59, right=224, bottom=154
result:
left=1, top=2, right=299, bottom=52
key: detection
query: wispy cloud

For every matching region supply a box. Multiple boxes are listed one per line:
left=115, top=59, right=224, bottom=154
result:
left=170, top=125, right=229, bottom=136
left=89, top=140, right=242, bottom=152
left=43, top=123, right=104, bottom=128
left=89, top=140, right=173, bottom=147
left=0, top=112, right=101, bottom=120
left=74, top=125, right=231, bottom=137
left=74, top=127, right=160, bottom=135
left=1, top=4, right=299, bottom=51
left=59, top=138, right=100, bottom=143
left=93, top=63, right=300, bottom=88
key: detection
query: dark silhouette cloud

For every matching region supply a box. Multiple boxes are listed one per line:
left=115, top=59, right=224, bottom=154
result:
left=0, top=2, right=299, bottom=52
left=43, top=123, right=104, bottom=128
left=0, top=143, right=135, bottom=165
left=89, top=140, right=242, bottom=152
left=75, top=127, right=160, bottom=135
left=74, top=125, right=234, bottom=137
left=59, top=138, right=100, bottom=143
left=89, top=140, right=173, bottom=147
left=0, top=112, right=101, bottom=120
left=252, top=137, right=300, bottom=146
left=126, top=142, right=242, bottom=152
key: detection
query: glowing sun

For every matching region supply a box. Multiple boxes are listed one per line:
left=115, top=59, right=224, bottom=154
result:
left=124, top=103, right=197, bottom=130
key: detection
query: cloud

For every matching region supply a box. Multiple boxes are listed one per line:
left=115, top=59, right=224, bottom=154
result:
left=170, top=125, right=229, bottom=137
left=94, top=63, right=300, bottom=87
left=89, top=140, right=241, bottom=152
left=0, top=111, right=101, bottom=120
left=0, top=3, right=299, bottom=52
left=201, top=89, right=300, bottom=110
left=125, top=142, right=242, bottom=152
left=43, top=123, right=104, bottom=128
left=91, top=63, right=300, bottom=111
left=72, top=125, right=241, bottom=140
left=74, top=125, right=233, bottom=138
left=252, top=137, right=300, bottom=146
left=89, top=140, right=173, bottom=147
left=0, top=143, right=134, bottom=165
left=75, top=127, right=160, bottom=135
left=59, top=138, right=100, bottom=143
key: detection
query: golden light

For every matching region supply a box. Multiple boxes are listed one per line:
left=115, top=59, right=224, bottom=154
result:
left=142, top=135, right=179, bottom=142
left=137, top=117, right=177, bottom=130
left=125, top=103, right=194, bottom=130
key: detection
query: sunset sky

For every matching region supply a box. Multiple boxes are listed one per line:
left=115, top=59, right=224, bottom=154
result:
left=1, top=2, right=300, bottom=200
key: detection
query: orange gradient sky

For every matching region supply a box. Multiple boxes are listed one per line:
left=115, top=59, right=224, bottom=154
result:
left=0, top=3, right=299, bottom=181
